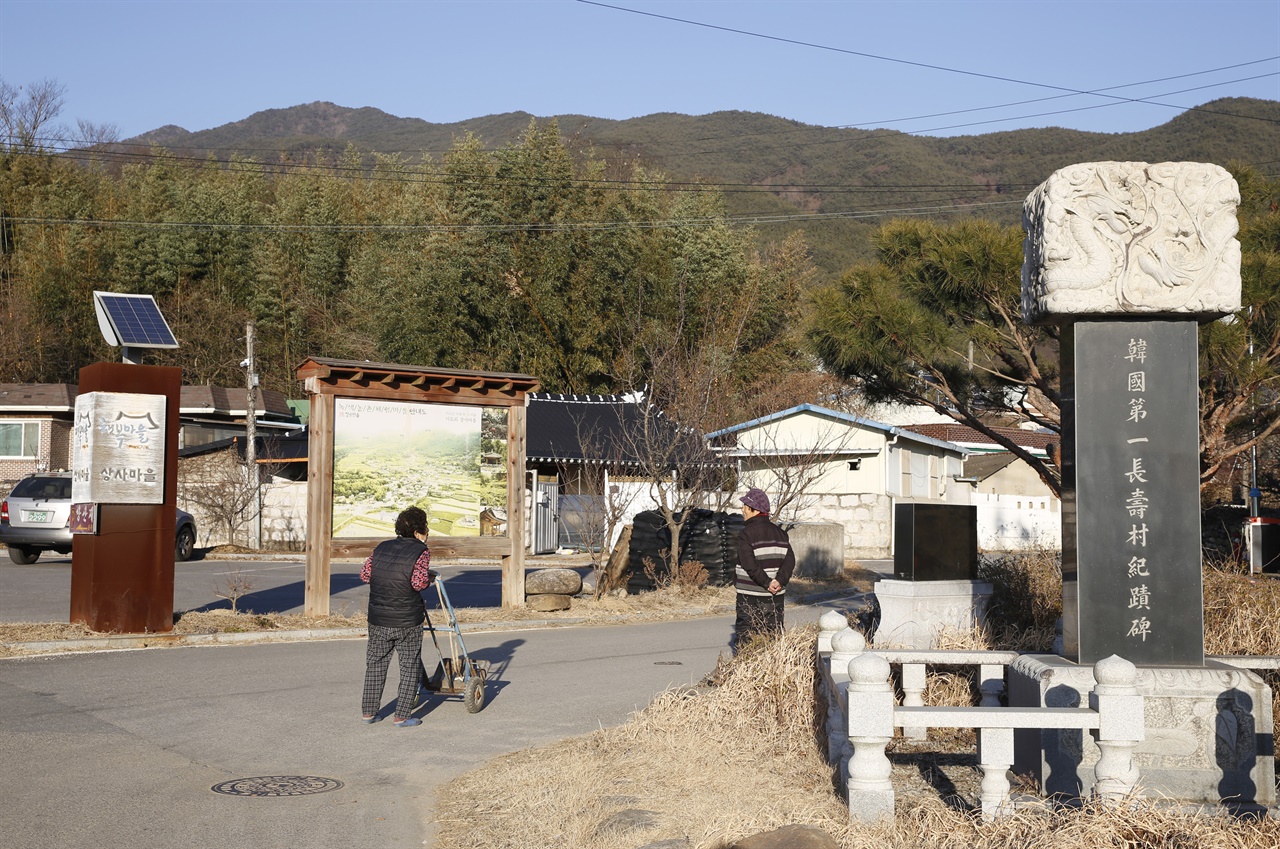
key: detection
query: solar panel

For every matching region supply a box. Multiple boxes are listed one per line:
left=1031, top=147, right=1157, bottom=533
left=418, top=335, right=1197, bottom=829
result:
left=93, top=291, right=179, bottom=349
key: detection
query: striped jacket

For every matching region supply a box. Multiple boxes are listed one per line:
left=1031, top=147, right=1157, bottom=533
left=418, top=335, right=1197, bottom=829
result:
left=735, top=515, right=796, bottom=597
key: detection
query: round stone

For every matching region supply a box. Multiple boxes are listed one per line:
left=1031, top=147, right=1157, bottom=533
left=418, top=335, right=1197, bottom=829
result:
left=831, top=627, right=866, bottom=655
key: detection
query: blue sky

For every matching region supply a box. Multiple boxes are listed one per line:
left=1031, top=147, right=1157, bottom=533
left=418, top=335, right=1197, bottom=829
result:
left=2, top=0, right=1277, bottom=143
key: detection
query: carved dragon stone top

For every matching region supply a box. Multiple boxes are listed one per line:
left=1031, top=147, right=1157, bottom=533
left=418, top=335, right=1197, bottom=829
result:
left=1022, top=161, right=1241, bottom=325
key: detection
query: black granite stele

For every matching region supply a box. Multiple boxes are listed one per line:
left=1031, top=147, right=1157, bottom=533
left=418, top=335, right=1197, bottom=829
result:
left=892, top=503, right=978, bottom=581
left=1061, top=320, right=1204, bottom=666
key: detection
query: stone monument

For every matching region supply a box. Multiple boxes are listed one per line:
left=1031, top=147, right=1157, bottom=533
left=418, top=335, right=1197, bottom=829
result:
left=874, top=504, right=991, bottom=649
left=1011, top=161, right=1273, bottom=807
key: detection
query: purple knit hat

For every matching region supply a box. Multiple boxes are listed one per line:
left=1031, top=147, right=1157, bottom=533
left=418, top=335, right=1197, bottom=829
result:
left=740, top=487, right=771, bottom=515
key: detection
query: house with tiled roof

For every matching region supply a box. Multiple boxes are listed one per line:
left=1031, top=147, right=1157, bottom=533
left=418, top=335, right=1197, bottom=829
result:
left=707, top=404, right=971, bottom=559
left=903, top=423, right=1062, bottom=550
left=0, top=383, right=301, bottom=488
left=525, top=393, right=720, bottom=554
left=902, top=422, right=1058, bottom=456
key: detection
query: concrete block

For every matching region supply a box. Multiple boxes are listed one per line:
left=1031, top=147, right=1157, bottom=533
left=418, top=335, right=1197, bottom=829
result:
left=789, top=522, right=844, bottom=578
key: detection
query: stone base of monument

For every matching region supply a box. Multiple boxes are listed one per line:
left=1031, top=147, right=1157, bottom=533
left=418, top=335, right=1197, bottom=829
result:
left=1009, top=654, right=1275, bottom=809
left=871, top=579, right=993, bottom=649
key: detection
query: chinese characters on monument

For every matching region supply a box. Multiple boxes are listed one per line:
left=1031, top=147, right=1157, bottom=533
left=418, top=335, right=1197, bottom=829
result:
left=1063, top=321, right=1203, bottom=665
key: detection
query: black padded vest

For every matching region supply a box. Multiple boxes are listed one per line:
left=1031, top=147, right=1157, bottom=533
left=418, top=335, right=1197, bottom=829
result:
left=367, top=536, right=428, bottom=628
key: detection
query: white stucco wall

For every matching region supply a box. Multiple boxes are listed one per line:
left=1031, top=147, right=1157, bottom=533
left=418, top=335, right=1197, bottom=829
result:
left=727, top=409, right=967, bottom=559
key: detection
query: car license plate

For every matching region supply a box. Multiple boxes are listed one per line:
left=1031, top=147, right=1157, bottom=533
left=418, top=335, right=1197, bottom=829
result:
left=22, top=510, right=51, bottom=523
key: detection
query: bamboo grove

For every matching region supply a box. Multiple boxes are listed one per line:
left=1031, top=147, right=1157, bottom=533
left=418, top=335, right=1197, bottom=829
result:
left=0, top=120, right=817, bottom=430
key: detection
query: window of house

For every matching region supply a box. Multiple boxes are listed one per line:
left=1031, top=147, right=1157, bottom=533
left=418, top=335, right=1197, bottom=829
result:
left=0, top=421, right=39, bottom=458
left=902, top=449, right=930, bottom=498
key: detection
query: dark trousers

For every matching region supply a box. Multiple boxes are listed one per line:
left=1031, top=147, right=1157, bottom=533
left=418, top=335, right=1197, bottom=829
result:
left=734, top=592, right=784, bottom=652
left=362, top=624, right=424, bottom=718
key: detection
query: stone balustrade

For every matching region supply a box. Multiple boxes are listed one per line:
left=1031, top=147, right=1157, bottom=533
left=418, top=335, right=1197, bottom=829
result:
left=816, top=612, right=1145, bottom=821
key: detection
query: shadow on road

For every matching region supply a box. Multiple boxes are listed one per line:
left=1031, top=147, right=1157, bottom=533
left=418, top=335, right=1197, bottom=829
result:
left=184, top=573, right=369, bottom=615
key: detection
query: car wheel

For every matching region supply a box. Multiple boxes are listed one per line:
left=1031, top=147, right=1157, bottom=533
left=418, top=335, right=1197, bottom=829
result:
left=8, top=546, right=40, bottom=565
left=175, top=527, right=195, bottom=562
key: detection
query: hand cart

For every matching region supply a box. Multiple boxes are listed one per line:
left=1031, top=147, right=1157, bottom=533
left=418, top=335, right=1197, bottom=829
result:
left=422, top=572, right=489, bottom=713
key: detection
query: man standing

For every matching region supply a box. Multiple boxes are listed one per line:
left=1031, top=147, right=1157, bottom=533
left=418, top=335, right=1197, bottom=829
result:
left=734, top=487, right=796, bottom=651
left=361, top=506, right=434, bottom=727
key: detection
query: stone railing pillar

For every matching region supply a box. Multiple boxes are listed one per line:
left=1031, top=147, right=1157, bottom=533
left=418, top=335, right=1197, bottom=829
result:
left=817, top=610, right=848, bottom=654
left=847, top=652, right=894, bottom=822
left=901, top=662, right=927, bottom=740
left=828, top=627, right=865, bottom=770
left=977, top=726, right=1015, bottom=820
left=978, top=663, right=1005, bottom=707
left=1090, top=654, right=1144, bottom=802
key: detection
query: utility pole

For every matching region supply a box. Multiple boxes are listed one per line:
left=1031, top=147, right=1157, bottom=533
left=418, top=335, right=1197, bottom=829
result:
left=245, top=320, right=261, bottom=550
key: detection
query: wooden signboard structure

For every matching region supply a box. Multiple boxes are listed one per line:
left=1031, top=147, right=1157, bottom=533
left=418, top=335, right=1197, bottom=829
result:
left=295, top=357, right=539, bottom=614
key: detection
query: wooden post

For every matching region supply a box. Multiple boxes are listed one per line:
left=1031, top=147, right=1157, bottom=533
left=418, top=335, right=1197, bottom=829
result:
left=304, top=391, right=334, bottom=617
left=293, top=359, right=538, bottom=616
left=503, top=402, right=527, bottom=608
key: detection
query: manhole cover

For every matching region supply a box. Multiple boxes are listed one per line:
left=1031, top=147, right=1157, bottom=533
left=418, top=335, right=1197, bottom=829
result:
left=211, top=776, right=344, bottom=797
left=653, top=661, right=683, bottom=666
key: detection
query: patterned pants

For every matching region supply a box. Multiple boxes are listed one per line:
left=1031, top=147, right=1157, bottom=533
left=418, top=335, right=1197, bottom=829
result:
left=733, top=593, right=784, bottom=653
left=362, top=624, right=424, bottom=719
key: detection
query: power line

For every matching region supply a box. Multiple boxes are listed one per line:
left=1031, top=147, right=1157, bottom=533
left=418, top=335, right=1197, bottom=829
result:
left=5, top=198, right=1026, bottom=235
left=29, top=135, right=1042, bottom=197
left=823, top=59, right=1280, bottom=134
left=671, top=73, right=1280, bottom=158
left=578, top=0, right=1278, bottom=126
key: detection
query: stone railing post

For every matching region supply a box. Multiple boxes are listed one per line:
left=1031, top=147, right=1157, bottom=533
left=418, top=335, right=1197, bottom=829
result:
left=977, top=726, right=1014, bottom=820
left=978, top=662, right=1005, bottom=707
left=847, top=652, right=894, bottom=822
left=817, top=610, right=847, bottom=655
left=901, top=662, right=927, bottom=740
left=828, top=628, right=865, bottom=768
left=1090, top=654, right=1144, bottom=802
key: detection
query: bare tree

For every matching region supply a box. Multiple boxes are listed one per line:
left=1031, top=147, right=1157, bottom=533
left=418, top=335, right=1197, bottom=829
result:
left=74, top=118, right=120, bottom=148
left=178, top=441, right=280, bottom=549
left=712, top=415, right=860, bottom=527
left=557, top=402, right=649, bottom=595
left=611, top=309, right=746, bottom=571
left=0, top=78, right=66, bottom=153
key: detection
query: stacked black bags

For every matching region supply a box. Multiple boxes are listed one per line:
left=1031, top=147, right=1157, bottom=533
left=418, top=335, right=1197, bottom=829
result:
left=626, top=509, right=744, bottom=592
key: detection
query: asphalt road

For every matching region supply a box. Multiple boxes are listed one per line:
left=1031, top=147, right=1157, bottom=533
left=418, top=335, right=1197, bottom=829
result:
left=0, top=554, right=531, bottom=623
left=0, top=554, right=865, bottom=849
left=0, top=612, right=843, bottom=849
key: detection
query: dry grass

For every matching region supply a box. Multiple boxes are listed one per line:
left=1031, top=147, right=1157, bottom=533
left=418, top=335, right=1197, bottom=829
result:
left=1202, top=560, right=1280, bottom=733
left=435, top=625, right=1280, bottom=849
left=0, top=611, right=370, bottom=656
left=978, top=550, right=1061, bottom=652
left=790, top=559, right=880, bottom=597
left=1203, top=561, right=1280, bottom=656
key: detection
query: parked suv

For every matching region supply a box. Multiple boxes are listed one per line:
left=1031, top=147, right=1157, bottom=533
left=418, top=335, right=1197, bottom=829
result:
left=0, top=472, right=197, bottom=564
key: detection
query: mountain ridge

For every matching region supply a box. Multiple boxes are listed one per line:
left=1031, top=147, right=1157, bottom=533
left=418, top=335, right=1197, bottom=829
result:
left=119, top=97, right=1280, bottom=273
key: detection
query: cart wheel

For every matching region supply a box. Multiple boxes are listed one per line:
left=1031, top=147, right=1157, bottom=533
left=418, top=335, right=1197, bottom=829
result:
left=463, top=676, right=486, bottom=713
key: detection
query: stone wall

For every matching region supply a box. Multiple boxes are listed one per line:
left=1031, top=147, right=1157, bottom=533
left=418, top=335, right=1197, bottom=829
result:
left=798, top=493, right=893, bottom=559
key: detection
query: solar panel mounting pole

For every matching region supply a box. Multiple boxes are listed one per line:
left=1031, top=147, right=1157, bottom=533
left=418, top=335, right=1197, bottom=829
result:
left=245, top=320, right=261, bottom=550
